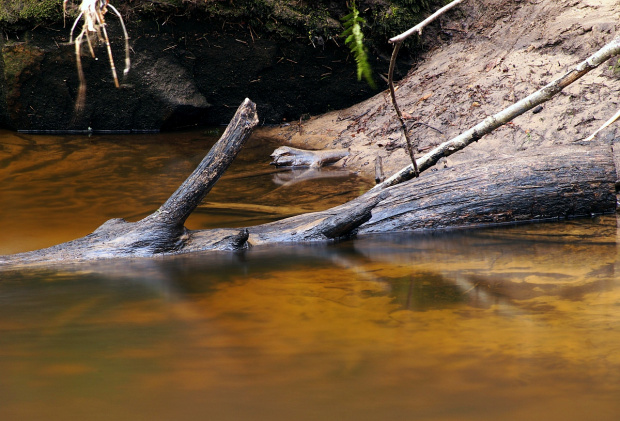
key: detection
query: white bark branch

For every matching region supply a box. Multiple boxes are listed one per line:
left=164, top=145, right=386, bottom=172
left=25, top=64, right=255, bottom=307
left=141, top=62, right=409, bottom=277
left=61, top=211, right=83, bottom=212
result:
left=389, top=0, right=466, bottom=43
left=372, top=35, right=620, bottom=191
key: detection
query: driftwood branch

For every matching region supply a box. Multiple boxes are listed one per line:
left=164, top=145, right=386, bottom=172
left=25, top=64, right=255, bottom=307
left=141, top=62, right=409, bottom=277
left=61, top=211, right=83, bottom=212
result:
left=374, top=35, right=620, bottom=191
left=270, top=146, right=349, bottom=168
left=0, top=98, right=384, bottom=268
left=148, top=98, right=258, bottom=226
left=386, top=0, right=465, bottom=174
left=0, top=99, right=259, bottom=267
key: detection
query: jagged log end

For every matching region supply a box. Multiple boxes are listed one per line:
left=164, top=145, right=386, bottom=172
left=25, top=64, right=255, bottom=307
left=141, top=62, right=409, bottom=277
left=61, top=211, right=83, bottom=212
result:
left=315, top=192, right=388, bottom=240
left=227, top=228, right=250, bottom=251
left=147, top=98, right=259, bottom=227
left=270, top=146, right=349, bottom=168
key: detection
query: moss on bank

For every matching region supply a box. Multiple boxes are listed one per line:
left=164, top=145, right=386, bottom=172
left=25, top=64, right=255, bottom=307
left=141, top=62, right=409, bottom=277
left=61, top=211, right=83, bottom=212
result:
left=0, top=0, right=63, bottom=24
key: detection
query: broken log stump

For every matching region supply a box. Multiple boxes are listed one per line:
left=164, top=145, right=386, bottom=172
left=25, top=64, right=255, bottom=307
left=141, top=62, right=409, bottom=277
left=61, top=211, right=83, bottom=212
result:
left=0, top=98, right=259, bottom=267
left=270, top=146, right=349, bottom=168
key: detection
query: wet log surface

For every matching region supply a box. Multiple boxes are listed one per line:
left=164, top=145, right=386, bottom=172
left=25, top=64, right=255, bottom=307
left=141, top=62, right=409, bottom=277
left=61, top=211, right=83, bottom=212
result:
left=0, top=106, right=617, bottom=269
left=228, top=141, right=616, bottom=246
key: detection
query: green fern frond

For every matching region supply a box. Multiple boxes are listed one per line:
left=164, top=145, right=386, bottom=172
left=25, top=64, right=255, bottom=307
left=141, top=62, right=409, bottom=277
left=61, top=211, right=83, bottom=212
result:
left=341, top=1, right=376, bottom=89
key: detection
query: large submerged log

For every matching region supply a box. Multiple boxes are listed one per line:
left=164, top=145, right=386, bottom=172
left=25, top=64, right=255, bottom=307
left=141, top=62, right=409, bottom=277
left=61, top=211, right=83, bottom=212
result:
left=1, top=141, right=617, bottom=268
left=0, top=99, right=618, bottom=269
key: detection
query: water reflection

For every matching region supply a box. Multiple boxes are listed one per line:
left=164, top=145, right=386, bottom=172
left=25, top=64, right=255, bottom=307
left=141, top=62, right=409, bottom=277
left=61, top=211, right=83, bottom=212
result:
left=0, top=216, right=619, bottom=420
left=1, top=129, right=620, bottom=420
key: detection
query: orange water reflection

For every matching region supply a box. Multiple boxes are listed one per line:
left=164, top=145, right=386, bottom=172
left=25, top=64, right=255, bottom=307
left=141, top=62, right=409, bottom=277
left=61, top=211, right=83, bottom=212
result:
left=0, top=218, right=618, bottom=421
left=1, top=130, right=619, bottom=420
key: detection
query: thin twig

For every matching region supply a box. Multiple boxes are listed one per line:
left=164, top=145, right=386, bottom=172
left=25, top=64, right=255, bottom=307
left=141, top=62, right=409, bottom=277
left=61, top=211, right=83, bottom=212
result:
left=409, top=121, right=443, bottom=134
left=386, top=0, right=466, bottom=175
left=388, top=40, right=419, bottom=175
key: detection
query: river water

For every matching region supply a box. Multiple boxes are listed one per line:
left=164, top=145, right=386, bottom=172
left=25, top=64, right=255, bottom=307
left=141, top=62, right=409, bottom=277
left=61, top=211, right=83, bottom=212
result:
left=1, top=129, right=620, bottom=420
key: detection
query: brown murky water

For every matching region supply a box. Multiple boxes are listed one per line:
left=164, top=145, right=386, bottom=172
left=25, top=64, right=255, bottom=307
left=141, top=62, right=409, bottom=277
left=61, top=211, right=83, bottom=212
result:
left=1, top=129, right=620, bottom=420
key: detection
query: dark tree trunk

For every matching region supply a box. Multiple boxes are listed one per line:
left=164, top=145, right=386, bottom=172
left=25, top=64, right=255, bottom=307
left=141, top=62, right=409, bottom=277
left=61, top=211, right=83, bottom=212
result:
left=360, top=142, right=617, bottom=233
left=0, top=100, right=617, bottom=270
left=0, top=99, right=259, bottom=268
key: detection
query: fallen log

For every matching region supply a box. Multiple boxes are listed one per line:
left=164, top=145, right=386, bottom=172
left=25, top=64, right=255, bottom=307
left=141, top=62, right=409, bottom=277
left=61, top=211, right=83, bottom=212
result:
left=359, top=141, right=617, bottom=233
left=0, top=100, right=618, bottom=269
left=0, top=99, right=384, bottom=269
left=225, top=140, right=615, bottom=246
left=1, top=141, right=616, bottom=268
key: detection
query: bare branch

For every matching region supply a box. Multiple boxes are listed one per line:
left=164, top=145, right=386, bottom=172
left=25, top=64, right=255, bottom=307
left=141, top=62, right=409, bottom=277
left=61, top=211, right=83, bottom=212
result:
left=147, top=98, right=259, bottom=226
left=386, top=0, right=466, bottom=174
left=389, top=0, right=466, bottom=44
left=388, top=40, right=419, bottom=175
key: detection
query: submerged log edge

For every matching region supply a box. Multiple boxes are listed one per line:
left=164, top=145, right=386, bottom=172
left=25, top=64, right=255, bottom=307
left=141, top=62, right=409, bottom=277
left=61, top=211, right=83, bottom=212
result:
left=1, top=112, right=619, bottom=269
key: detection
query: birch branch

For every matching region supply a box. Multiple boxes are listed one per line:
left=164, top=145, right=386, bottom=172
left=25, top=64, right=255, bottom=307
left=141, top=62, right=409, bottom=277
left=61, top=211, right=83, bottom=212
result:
left=389, top=0, right=466, bottom=43
left=372, top=35, right=620, bottom=191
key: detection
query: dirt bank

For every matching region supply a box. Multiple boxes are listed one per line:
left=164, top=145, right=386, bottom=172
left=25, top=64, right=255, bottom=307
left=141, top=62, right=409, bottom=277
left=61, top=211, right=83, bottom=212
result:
left=0, top=0, right=446, bottom=131
left=1, top=19, right=383, bottom=131
left=268, top=0, right=620, bottom=179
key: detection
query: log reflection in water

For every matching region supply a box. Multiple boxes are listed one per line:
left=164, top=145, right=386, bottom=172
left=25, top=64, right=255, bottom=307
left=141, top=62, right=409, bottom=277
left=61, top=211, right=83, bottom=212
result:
left=0, top=217, right=619, bottom=420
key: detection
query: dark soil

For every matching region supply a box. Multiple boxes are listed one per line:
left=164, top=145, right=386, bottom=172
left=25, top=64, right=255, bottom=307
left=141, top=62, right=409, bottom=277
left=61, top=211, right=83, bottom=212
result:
left=0, top=13, right=413, bottom=131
